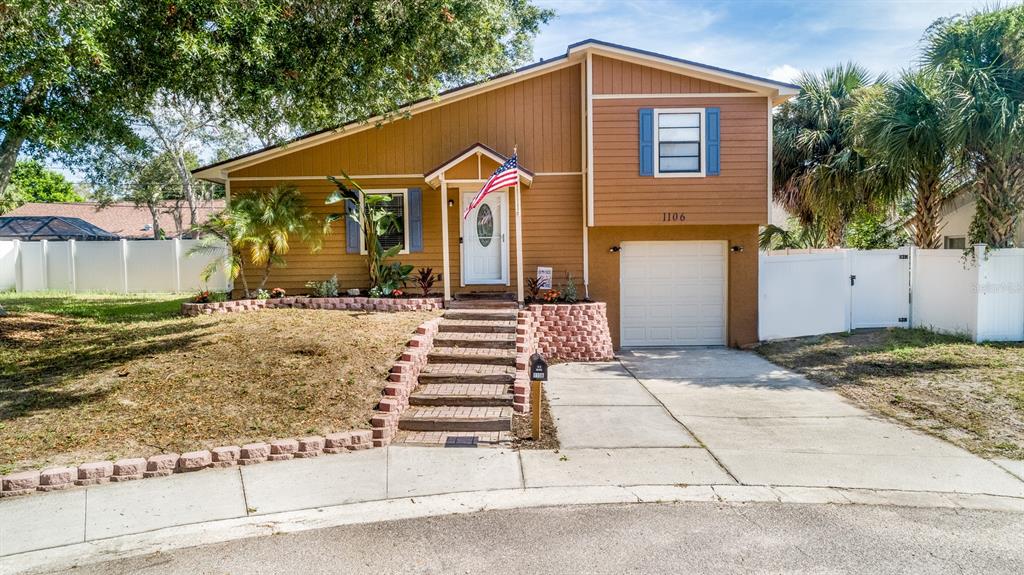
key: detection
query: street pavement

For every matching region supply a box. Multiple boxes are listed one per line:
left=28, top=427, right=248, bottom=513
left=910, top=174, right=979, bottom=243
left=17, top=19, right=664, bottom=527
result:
left=52, top=502, right=1024, bottom=575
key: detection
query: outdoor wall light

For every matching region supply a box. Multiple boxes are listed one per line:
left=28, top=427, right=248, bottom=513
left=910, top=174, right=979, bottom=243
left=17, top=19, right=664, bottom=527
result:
left=609, top=245, right=621, bottom=253
left=731, top=245, right=744, bottom=253
left=448, top=199, right=455, bottom=207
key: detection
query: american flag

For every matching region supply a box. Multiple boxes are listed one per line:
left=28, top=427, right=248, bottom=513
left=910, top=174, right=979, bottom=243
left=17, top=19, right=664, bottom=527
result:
left=463, top=154, right=519, bottom=219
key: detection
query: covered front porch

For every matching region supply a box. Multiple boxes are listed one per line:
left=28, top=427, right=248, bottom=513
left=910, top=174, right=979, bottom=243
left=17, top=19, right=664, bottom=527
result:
left=424, top=143, right=534, bottom=303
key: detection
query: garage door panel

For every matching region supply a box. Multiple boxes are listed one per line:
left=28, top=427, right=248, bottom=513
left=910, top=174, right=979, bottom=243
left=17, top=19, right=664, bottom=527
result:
left=620, top=241, right=726, bottom=347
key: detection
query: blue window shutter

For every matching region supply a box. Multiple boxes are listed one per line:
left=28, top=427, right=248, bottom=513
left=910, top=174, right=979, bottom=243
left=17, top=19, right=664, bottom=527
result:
left=639, top=108, right=654, bottom=176
left=706, top=107, right=720, bottom=176
left=345, top=199, right=360, bottom=254
left=407, top=187, right=423, bottom=253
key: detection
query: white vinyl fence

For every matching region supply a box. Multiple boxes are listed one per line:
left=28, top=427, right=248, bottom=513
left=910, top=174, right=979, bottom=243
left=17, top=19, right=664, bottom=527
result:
left=0, top=239, right=229, bottom=294
left=761, top=245, right=1024, bottom=343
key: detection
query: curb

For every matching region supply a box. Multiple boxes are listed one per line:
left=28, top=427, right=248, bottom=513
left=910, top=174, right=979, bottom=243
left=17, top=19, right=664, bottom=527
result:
left=3, top=483, right=1022, bottom=574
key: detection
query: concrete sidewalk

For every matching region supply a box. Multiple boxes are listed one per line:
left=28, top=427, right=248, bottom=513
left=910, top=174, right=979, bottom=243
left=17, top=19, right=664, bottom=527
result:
left=3, top=348, right=1024, bottom=574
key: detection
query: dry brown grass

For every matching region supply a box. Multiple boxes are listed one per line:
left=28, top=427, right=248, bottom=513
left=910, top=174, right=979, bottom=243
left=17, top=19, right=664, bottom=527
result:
left=0, top=293, right=439, bottom=473
left=758, top=328, right=1024, bottom=460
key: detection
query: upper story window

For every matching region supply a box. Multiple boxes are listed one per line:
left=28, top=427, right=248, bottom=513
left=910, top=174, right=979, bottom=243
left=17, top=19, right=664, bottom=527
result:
left=361, top=190, right=408, bottom=254
left=655, top=108, right=705, bottom=177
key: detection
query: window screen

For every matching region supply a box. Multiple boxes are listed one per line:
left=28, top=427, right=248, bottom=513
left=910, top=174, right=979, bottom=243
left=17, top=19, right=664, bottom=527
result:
left=377, top=194, right=406, bottom=251
left=658, top=112, right=701, bottom=173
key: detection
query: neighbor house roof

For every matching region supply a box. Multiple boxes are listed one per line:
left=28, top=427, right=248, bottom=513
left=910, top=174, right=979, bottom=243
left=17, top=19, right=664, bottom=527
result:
left=0, top=216, right=120, bottom=241
left=6, top=201, right=226, bottom=239
left=193, top=39, right=800, bottom=183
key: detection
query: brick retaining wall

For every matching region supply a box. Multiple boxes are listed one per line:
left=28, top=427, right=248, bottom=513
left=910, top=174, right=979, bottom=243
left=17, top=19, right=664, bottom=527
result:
left=522, top=303, right=614, bottom=363
left=0, top=430, right=373, bottom=498
left=182, top=296, right=444, bottom=316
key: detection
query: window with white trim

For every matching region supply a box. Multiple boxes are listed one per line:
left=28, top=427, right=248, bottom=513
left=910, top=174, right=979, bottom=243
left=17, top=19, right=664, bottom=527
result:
left=655, top=108, right=705, bottom=177
left=361, top=190, right=408, bottom=254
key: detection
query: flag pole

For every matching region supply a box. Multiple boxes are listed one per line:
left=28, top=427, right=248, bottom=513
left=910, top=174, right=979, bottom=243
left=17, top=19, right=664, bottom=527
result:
left=514, top=145, right=524, bottom=303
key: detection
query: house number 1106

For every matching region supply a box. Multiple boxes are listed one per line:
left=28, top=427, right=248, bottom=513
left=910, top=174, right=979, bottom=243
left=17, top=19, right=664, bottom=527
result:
left=662, top=212, right=686, bottom=222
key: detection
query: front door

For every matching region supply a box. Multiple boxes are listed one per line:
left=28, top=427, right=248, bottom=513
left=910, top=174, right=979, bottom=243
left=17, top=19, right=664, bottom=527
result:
left=461, top=190, right=508, bottom=285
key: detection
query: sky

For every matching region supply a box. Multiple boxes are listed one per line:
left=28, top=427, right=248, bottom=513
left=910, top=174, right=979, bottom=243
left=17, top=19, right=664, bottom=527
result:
left=532, top=0, right=1000, bottom=84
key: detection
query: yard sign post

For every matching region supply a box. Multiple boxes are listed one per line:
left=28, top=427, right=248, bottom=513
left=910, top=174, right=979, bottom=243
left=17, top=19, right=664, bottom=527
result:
left=529, top=353, right=548, bottom=439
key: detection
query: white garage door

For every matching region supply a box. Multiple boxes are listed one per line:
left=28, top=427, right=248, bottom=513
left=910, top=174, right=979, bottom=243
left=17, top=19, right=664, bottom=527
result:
left=620, top=241, right=727, bottom=347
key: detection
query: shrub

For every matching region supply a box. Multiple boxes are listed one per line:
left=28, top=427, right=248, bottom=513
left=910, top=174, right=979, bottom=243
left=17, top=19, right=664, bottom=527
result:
left=561, top=273, right=578, bottom=304
left=192, top=290, right=228, bottom=303
left=305, top=274, right=340, bottom=297
left=415, top=267, right=437, bottom=296
left=526, top=277, right=541, bottom=303
left=270, top=287, right=286, bottom=299
left=255, top=289, right=270, bottom=300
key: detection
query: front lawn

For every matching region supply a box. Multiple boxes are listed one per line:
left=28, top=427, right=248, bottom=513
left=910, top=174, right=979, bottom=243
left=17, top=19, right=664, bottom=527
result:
left=0, top=292, right=439, bottom=474
left=758, top=329, right=1024, bottom=460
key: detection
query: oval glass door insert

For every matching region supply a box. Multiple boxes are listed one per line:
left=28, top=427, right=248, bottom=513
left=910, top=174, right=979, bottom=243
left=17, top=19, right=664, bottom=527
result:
left=476, top=204, right=494, bottom=247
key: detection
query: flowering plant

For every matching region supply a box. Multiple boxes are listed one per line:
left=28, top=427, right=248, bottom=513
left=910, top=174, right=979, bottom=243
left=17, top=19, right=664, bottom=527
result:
left=270, top=287, right=286, bottom=299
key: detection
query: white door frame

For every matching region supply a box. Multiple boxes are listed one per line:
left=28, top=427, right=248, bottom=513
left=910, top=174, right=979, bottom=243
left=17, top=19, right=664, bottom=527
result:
left=460, top=189, right=510, bottom=286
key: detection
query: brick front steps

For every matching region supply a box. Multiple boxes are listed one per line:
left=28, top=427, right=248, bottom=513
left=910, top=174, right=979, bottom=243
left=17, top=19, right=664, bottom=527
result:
left=434, top=332, right=516, bottom=349
left=393, top=297, right=520, bottom=444
left=394, top=430, right=513, bottom=446
left=399, top=406, right=513, bottom=431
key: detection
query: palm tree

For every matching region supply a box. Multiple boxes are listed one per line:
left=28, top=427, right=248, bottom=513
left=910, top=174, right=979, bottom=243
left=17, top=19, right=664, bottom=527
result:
left=190, top=208, right=255, bottom=297
left=189, top=185, right=322, bottom=296
left=850, top=70, right=964, bottom=248
left=232, top=185, right=323, bottom=291
left=923, top=6, right=1024, bottom=248
left=774, top=63, right=876, bottom=246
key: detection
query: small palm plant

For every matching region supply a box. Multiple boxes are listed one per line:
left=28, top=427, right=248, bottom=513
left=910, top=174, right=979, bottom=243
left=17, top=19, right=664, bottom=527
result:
left=190, top=185, right=323, bottom=297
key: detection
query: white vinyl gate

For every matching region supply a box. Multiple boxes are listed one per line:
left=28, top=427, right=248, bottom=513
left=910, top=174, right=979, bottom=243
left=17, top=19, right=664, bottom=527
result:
left=849, top=249, right=911, bottom=329
left=759, top=247, right=911, bottom=340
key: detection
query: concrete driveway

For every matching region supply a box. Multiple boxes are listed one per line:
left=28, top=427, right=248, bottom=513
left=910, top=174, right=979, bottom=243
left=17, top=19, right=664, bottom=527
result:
left=546, top=348, right=1024, bottom=496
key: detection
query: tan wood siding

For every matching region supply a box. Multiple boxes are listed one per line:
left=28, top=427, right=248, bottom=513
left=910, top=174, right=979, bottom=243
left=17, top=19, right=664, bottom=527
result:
left=229, top=65, right=582, bottom=179
left=228, top=175, right=582, bottom=295
left=592, top=96, right=768, bottom=226
left=592, top=55, right=749, bottom=95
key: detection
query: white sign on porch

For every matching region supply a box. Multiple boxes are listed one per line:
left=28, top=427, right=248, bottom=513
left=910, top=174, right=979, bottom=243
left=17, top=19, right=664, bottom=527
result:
left=537, top=266, right=553, bottom=289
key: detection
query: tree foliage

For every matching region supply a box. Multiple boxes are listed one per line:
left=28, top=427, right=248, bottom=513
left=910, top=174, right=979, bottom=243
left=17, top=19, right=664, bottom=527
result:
left=923, top=5, right=1024, bottom=248
left=2, top=0, right=552, bottom=199
left=773, top=63, right=877, bottom=246
left=7, top=159, right=82, bottom=204
left=850, top=71, right=964, bottom=248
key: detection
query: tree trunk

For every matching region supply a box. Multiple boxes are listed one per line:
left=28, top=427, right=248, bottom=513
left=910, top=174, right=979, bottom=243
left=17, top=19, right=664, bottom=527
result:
left=911, top=177, right=944, bottom=249
left=171, top=149, right=198, bottom=232
left=972, top=158, right=1024, bottom=248
left=0, top=132, right=26, bottom=203
left=826, top=220, right=846, bottom=248
left=147, top=203, right=162, bottom=239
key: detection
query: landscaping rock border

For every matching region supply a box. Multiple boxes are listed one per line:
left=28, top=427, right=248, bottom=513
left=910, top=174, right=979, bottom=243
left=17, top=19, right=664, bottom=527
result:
left=370, top=316, right=443, bottom=446
left=0, top=430, right=373, bottom=498
left=181, top=296, right=444, bottom=316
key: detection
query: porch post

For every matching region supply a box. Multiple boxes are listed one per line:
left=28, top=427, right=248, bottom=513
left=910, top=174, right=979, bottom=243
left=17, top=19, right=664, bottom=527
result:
left=440, top=178, right=452, bottom=302
left=514, top=179, right=524, bottom=303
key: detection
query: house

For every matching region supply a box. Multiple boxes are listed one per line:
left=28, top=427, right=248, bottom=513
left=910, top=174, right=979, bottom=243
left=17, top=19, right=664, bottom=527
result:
left=938, top=195, right=1024, bottom=249
left=6, top=201, right=225, bottom=239
left=193, top=39, right=798, bottom=348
